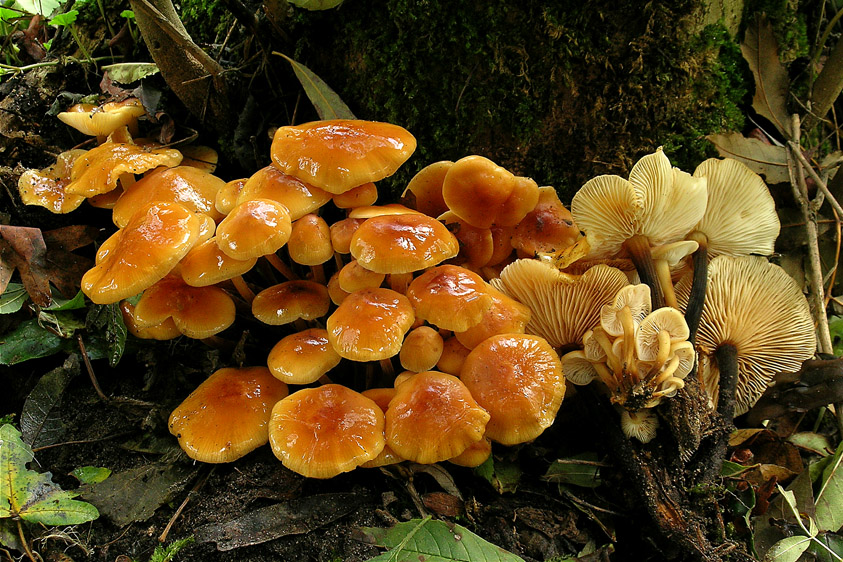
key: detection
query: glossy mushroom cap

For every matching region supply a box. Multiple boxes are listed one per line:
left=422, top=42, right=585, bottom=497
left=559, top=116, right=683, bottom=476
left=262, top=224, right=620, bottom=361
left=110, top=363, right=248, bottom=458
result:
left=326, top=288, right=415, bottom=361
left=454, top=286, right=532, bottom=349
left=169, top=367, right=289, bottom=463
left=333, top=182, right=378, bottom=209
left=442, top=155, right=540, bottom=229
left=252, top=280, right=331, bottom=325
left=385, top=371, right=489, bottom=464
left=133, top=275, right=236, bottom=339
left=268, top=384, right=386, bottom=478
left=121, top=300, right=182, bottom=340
left=689, top=255, right=816, bottom=414
left=491, top=259, right=629, bottom=348
left=82, top=202, right=202, bottom=304
left=288, top=214, right=334, bottom=266
left=350, top=213, right=459, bottom=274
left=112, top=165, right=226, bottom=227
left=65, top=129, right=183, bottom=197
left=401, top=160, right=452, bottom=217
left=18, top=149, right=88, bottom=213
left=406, top=265, right=493, bottom=332
left=267, top=328, right=341, bottom=384
left=400, top=326, right=445, bottom=372
left=270, top=119, right=417, bottom=194
left=236, top=165, right=331, bottom=221
left=179, top=238, right=257, bottom=287
left=460, top=333, right=565, bottom=445
left=511, top=186, right=579, bottom=257
left=216, top=198, right=292, bottom=260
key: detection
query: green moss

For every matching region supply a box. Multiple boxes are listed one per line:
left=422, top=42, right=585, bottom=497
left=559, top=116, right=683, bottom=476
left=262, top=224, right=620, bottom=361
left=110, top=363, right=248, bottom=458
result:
left=743, top=0, right=810, bottom=62
left=178, top=0, right=232, bottom=44
left=287, top=0, right=753, bottom=201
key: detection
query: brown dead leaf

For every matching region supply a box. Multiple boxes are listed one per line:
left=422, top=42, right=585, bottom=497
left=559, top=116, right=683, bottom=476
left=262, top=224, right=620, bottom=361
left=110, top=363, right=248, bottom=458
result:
left=741, top=13, right=792, bottom=138
left=0, top=225, right=51, bottom=306
left=0, top=225, right=97, bottom=305
left=706, top=132, right=790, bottom=184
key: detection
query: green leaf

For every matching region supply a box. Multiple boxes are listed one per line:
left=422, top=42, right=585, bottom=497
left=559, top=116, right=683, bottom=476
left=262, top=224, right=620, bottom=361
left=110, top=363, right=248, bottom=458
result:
left=12, top=0, right=61, bottom=17
left=544, top=453, right=602, bottom=488
left=721, top=460, right=753, bottom=478
left=0, top=318, right=72, bottom=364
left=474, top=455, right=521, bottom=494
left=788, top=432, right=833, bottom=456
left=287, top=0, right=343, bottom=10
left=48, top=9, right=77, bottom=26
left=764, top=535, right=812, bottom=562
left=362, top=517, right=525, bottom=562
left=815, top=442, right=843, bottom=532
left=71, top=466, right=111, bottom=485
left=273, top=52, right=355, bottom=120
left=20, top=354, right=79, bottom=448
left=86, top=303, right=127, bottom=366
left=37, top=309, right=85, bottom=338
left=0, top=283, right=27, bottom=314
left=0, top=425, right=98, bottom=525
left=119, top=9, right=134, bottom=18
left=828, top=316, right=843, bottom=356
left=43, top=290, right=87, bottom=311
left=101, top=62, right=160, bottom=84
left=150, top=536, right=194, bottom=562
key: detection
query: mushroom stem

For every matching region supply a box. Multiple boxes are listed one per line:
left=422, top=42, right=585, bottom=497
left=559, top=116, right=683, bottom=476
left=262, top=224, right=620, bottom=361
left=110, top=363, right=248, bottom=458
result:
left=265, top=253, right=299, bottom=280
left=619, top=306, right=637, bottom=381
left=698, top=342, right=739, bottom=483
left=623, top=234, right=664, bottom=310
left=230, top=275, right=255, bottom=304
left=652, top=354, right=680, bottom=387
left=380, top=358, right=396, bottom=378
left=310, top=264, right=327, bottom=285
left=654, top=258, right=677, bottom=309
left=654, top=330, right=672, bottom=372
left=593, top=327, right=621, bottom=376
left=684, top=231, right=708, bottom=344
left=593, top=361, right=619, bottom=392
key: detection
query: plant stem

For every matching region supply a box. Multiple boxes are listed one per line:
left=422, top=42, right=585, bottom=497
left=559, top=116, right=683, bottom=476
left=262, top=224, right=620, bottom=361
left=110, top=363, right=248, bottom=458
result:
left=68, top=25, right=94, bottom=65
left=16, top=520, right=36, bottom=562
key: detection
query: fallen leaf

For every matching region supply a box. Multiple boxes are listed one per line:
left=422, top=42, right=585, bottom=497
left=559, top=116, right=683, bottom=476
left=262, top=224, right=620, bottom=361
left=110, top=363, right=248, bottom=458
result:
left=195, top=493, right=366, bottom=551
left=740, top=13, right=792, bottom=138
left=706, top=132, right=790, bottom=184
left=20, top=354, right=80, bottom=449
left=814, top=442, right=843, bottom=532
left=0, top=225, right=51, bottom=306
left=71, top=466, right=112, bottom=485
left=80, top=462, right=196, bottom=527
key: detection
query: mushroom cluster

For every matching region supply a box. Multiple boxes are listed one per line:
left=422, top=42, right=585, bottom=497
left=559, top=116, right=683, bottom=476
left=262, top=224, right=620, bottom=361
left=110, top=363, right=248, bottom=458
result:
left=22, top=106, right=581, bottom=478
left=22, top=100, right=818, bottom=471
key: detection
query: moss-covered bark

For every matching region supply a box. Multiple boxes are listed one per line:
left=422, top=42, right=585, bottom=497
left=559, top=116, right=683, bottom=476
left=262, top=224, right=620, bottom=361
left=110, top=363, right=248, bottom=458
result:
left=280, top=0, right=750, bottom=199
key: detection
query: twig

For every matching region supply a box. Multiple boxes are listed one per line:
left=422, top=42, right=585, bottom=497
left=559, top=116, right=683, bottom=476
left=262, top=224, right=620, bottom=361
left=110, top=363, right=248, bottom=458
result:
left=16, top=520, right=36, bottom=562
left=31, top=431, right=134, bottom=453
left=159, top=467, right=214, bottom=542
left=788, top=141, right=843, bottom=218
left=76, top=333, right=109, bottom=402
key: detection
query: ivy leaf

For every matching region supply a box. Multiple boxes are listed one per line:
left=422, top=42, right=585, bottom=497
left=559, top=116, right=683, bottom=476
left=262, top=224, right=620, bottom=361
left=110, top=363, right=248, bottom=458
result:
left=814, top=442, right=843, bottom=532
left=362, top=517, right=525, bottom=562
left=0, top=425, right=99, bottom=525
left=273, top=52, right=355, bottom=120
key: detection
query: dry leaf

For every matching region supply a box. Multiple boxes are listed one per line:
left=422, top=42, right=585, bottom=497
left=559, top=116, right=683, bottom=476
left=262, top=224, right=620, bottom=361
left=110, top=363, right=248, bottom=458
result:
left=706, top=132, right=790, bottom=184
left=741, top=13, right=792, bottom=138
left=0, top=225, right=51, bottom=306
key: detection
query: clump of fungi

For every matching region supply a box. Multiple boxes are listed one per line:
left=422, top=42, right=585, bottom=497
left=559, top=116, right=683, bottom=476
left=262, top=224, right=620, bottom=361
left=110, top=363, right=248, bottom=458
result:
left=21, top=101, right=817, bottom=481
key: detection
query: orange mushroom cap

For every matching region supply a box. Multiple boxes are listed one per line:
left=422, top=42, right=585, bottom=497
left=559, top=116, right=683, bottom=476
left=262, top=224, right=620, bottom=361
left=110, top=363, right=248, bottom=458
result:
left=267, top=328, right=341, bottom=384
left=268, top=384, right=386, bottom=478
left=330, top=217, right=367, bottom=254
left=454, top=286, right=531, bottom=349
left=120, top=300, right=182, bottom=340
left=252, top=280, right=331, bottom=325
left=133, top=275, right=236, bottom=339
left=17, top=149, right=87, bottom=214
left=270, top=119, right=417, bottom=194
left=169, top=366, right=289, bottom=463
left=436, top=336, right=472, bottom=376
left=460, top=333, right=565, bottom=445
left=333, top=182, right=378, bottom=209
left=287, top=214, right=334, bottom=266
left=82, top=201, right=201, bottom=304
left=112, top=165, right=226, bottom=227
left=385, top=370, right=489, bottom=464
left=400, top=326, right=445, bottom=373
left=350, top=213, right=459, bottom=274
left=236, top=165, right=331, bottom=221
left=511, top=186, right=579, bottom=257
left=400, top=160, right=453, bottom=217
left=338, top=259, right=386, bottom=293
left=215, top=178, right=247, bottom=215
left=65, top=128, right=183, bottom=197
left=326, top=287, right=415, bottom=361
left=438, top=210, right=494, bottom=269
left=216, top=198, right=292, bottom=260
left=406, top=264, right=493, bottom=331
left=179, top=237, right=256, bottom=287
left=442, top=155, right=539, bottom=229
